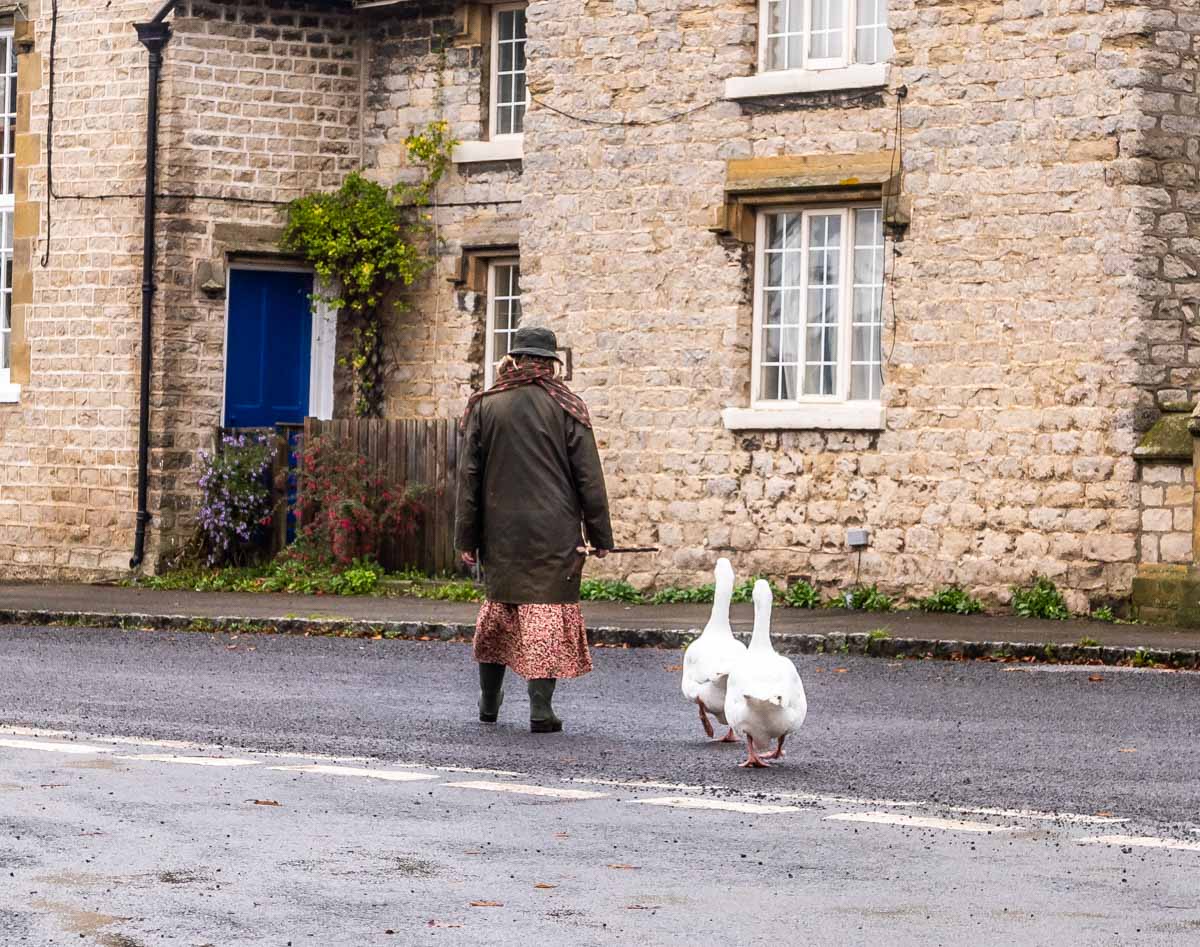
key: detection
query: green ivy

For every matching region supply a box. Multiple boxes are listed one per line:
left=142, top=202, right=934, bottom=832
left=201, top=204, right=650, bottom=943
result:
left=281, top=122, right=456, bottom=417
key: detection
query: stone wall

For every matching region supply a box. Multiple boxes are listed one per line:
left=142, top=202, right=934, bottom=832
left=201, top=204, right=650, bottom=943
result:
left=0, top=0, right=153, bottom=576
left=497, top=0, right=1147, bottom=610
left=1131, top=0, right=1200, bottom=411
left=1138, top=462, right=1193, bottom=565
left=0, top=0, right=1187, bottom=611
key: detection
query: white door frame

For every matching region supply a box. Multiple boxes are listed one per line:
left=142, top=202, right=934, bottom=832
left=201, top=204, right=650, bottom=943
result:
left=221, top=261, right=339, bottom=425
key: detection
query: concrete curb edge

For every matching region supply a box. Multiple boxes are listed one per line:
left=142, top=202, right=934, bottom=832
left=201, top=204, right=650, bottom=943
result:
left=2, top=608, right=1197, bottom=670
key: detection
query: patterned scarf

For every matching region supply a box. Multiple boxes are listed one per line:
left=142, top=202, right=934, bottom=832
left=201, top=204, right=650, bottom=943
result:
left=462, top=360, right=592, bottom=431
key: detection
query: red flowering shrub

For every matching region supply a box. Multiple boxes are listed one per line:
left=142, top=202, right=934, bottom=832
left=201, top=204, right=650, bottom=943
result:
left=293, top=434, right=424, bottom=567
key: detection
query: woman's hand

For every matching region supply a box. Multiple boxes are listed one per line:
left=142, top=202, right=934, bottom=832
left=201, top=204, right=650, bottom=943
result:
left=592, top=549, right=609, bottom=559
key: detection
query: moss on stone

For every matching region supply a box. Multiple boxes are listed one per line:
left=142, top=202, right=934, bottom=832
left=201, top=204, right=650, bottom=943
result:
left=1134, top=412, right=1193, bottom=461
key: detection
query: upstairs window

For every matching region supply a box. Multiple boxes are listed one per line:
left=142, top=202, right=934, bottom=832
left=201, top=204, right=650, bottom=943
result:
left=491, top=4, right=528, bottom=138
left=762, top=0, right=892, bottom=72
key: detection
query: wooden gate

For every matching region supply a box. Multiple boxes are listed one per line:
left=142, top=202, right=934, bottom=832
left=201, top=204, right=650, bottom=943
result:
left=302, top=417, right=462, bottom=576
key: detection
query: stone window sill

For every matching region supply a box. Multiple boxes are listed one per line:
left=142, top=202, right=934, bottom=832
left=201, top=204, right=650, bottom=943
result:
left=452, top=136, right=524, bottom=164
left=0, top=382, right=21, bottom=404
left=722, top=402, right=884, bottom=431
left=724, top=63, right=888, bottom=101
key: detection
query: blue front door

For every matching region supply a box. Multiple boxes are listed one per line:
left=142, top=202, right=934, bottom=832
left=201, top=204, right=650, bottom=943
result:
left=224, top=269, right=314, bottom=428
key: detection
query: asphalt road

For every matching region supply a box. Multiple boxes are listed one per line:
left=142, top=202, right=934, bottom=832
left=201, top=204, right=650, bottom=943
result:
left=1, top=623, right=1199, bottom=946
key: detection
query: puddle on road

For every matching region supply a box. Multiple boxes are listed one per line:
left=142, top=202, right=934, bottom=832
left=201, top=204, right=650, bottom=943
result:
left=30, top=897, right=130, bottom=936
left=64, top=757, right=120, bottom=771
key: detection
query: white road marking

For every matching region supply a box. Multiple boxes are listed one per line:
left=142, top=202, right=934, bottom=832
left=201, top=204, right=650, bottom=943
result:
left=0, top=726, right=1130, bottom=828
left=431, top=765, right=526, bottom=777
left=0, top=738, right=115, bottom=755
left=568, top=777, right=709, bottom=792
left=826, top=812, right=1016, bottom=833
left=1002, top=665, right=1196, bottom=676
left=635, top=796, right=802, bottom=815
left=271, top=764, right=438, bottom=782
left=445, top=780, right=609, bottom=800
left=939, top=805, right=1124, bottom=825
left=780, top=792, right=924, bottom=809
left=1075, top=834, right=1200, bottom=853
left=117, top=755, right=258, bottom=768
left=778, top=793, right=1124, bottom=825
left=0, top=726, right=519, bottom=776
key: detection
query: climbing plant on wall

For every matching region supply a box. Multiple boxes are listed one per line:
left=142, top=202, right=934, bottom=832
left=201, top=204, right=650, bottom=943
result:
left=281, top=121, right=455, bottom=417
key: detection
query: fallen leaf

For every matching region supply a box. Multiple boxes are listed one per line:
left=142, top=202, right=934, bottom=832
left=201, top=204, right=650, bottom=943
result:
left=553, top=832, right=570, bottom=840
left=470, top=901, right=504, bottom=908
left=607, top=864, right=640, bottom=870
left=834, top=668, right=849, bottom=674
left=463, top=850, right=483, bottom=855
left=249, top=799, right=281, bottom=807
left=665, top=664, right=683, bottom=672
left=1097, top=811, right=1114, bottom=818
left=1088, top=674, right=1104, bottom=683
left=534, top=883, right=558, bottom=890
left=1118, top=748, right=1137, bottom=754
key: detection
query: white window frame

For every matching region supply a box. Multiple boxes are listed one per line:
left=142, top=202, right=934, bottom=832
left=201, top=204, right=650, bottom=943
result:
left=0, top=28, right=16, bottom=403
left=725, top=0, right=890, bottom=100
left=453, top=2, right=529, bottom=164
left=484, top=258, right=521, bottom=388
left=723, top=204, right=886, bottom=432
left=490, top=2, right=528, bottom=139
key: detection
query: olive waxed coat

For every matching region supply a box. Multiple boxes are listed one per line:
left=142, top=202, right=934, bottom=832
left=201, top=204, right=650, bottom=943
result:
left=455, top=384, right=614, bottom=604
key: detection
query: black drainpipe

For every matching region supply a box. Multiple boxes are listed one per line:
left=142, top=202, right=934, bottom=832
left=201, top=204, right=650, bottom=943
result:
left=130, top=0, right=179, bottom=569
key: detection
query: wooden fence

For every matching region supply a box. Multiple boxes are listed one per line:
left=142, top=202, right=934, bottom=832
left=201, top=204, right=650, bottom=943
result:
left=303, top=417, right=463, bottom=576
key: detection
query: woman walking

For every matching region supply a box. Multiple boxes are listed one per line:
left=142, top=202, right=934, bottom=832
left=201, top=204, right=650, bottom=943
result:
left=456, top=326, right=614, bottom=733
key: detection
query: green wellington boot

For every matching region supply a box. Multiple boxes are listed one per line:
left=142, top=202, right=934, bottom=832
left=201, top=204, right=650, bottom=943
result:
left=478, top=663, right=506, bottom=723
left=528, top=678, right=563, bottom=734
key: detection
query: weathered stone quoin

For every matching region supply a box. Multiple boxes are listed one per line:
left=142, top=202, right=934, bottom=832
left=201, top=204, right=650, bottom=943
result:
left=0, top=0, right=1198, bottom=616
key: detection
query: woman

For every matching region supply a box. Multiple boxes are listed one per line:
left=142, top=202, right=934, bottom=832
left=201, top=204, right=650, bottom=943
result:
left=456, top=325, right=614, bottom=733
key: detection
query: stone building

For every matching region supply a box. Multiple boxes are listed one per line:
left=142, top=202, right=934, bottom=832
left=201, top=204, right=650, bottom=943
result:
left=0, top=0, right=1197, bottom=613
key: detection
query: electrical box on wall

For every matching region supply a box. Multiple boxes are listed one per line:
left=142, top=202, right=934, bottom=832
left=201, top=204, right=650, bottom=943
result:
left=847, top=529, right=870, bottom=549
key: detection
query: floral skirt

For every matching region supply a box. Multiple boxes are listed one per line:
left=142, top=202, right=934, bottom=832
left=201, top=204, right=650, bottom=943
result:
left=474, top=601, right=593, bottom=680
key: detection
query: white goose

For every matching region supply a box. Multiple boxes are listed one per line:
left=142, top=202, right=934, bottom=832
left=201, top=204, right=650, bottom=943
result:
left=681, top=558, right=747, bottom=743
left=724, top=579, right=807, bottom=768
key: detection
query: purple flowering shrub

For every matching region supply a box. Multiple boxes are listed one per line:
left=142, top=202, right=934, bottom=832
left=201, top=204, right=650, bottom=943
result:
left=196, top=433, right=275, bottom=566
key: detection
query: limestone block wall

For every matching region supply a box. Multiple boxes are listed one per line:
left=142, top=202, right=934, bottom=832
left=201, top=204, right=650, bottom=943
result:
left=0, top=0, right=1186, bottom=608
left=0, top=0, right=156, bottom=577
left=1131, top=0, right=1200, bottom=410
left=357, top=0, right=523, bottom=420
left=146, top=0, right=525, bottom=560
left=1137, top=462, right=1193, bottom=565
left=503, top=0, right=1152, bottom=610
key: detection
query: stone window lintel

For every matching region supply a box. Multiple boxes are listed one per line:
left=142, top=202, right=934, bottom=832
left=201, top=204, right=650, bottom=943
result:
left=711, top=151, right=905, bottom=243
left=449, top=241, right=519, bottom=294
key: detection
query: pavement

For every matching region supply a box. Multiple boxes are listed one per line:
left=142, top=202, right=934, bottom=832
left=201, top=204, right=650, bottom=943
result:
left=1, top=622, right=1198, bottom=945
left=3, top=581, right=1200, bottom=667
